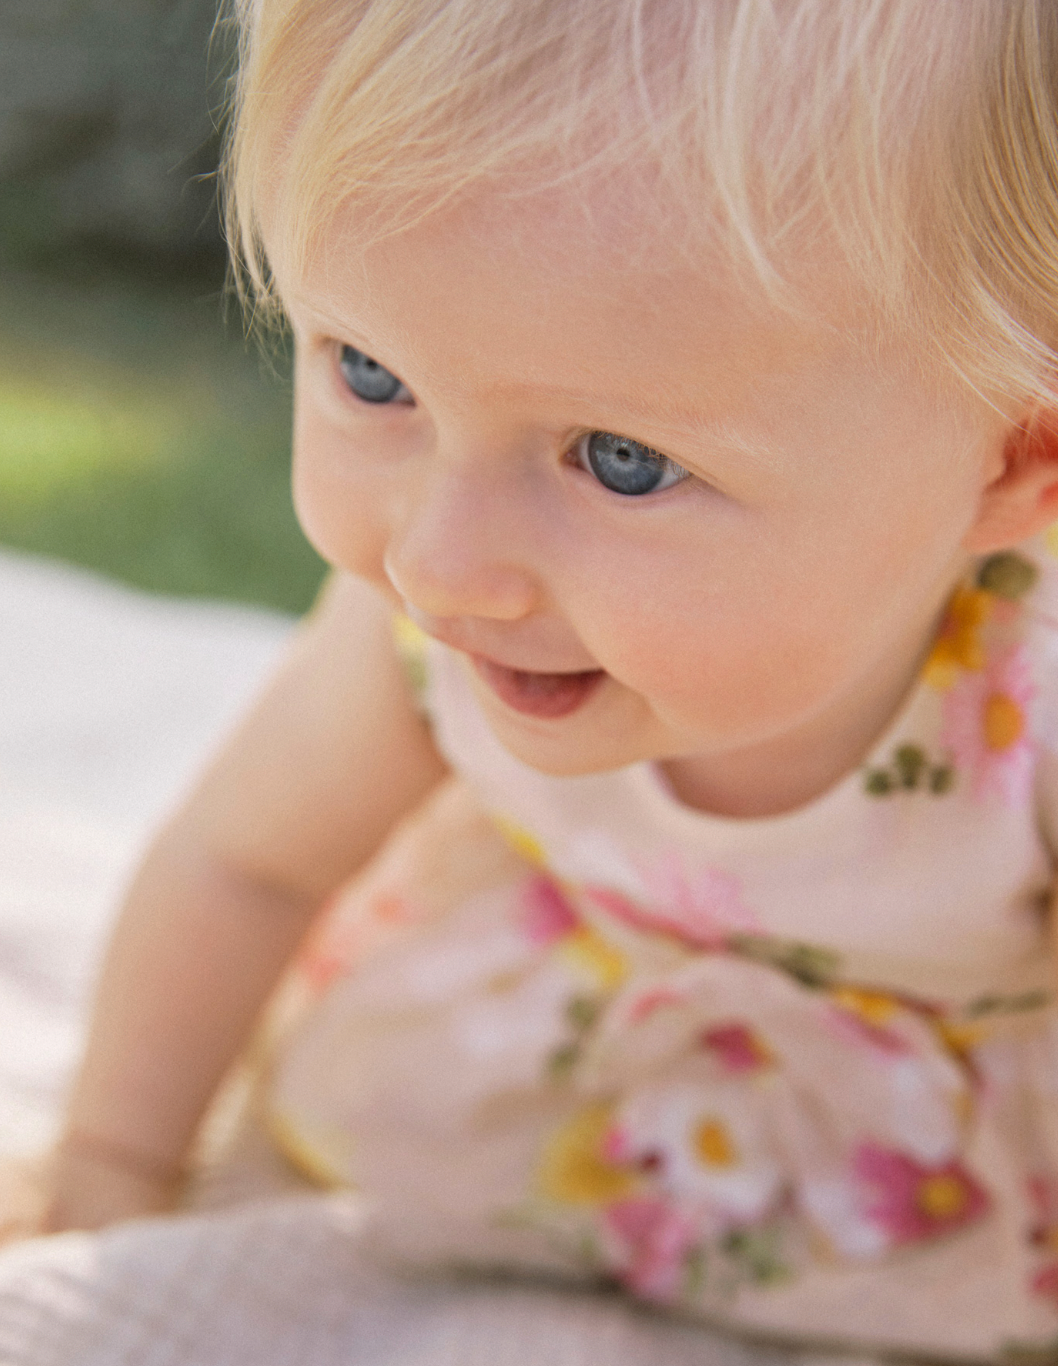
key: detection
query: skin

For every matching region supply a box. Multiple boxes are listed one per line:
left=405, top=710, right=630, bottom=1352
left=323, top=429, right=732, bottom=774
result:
left=13, top=170, right=1058, bottom=1234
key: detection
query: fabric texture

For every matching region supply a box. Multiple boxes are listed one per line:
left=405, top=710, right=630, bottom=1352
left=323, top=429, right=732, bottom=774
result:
left=0, top=1196, right=859, bottom=1366
left=266, top=535, right=1058, bottom=1363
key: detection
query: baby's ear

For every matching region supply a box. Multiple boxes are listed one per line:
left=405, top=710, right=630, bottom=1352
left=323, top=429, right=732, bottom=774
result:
left=964, top=408, right=1058, bottom=554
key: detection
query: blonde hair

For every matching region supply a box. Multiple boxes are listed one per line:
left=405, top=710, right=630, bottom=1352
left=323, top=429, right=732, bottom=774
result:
left=222, top=0, right=1058, bottom=412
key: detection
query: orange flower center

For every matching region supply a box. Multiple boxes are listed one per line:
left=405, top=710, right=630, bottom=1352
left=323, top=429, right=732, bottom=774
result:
left=694, top=1119, right=738, bottom=1168
left=983, top=693, right=1024, bottom=750
left=832, top=987, right=897, bottom=1025
left=924, top=587, right=992, bottom=687
left=917, top=1174, right=967, bottom=1220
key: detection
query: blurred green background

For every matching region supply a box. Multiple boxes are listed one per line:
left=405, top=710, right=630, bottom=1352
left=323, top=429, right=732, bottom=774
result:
left=0, top=0, right=327, bottom=614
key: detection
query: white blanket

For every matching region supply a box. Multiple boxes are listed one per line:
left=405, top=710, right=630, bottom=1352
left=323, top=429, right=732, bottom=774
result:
left=0, top=552, right=867, bottom=1366
left=0, top=551, right=292, bottom=1159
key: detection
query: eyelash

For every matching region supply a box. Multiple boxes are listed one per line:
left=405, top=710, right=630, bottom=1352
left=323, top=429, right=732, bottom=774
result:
left=336, top=344, right=413, bottom=405
left=334, top=345, right=690, bottom=497
left=570, top=431, right=691, bottom=497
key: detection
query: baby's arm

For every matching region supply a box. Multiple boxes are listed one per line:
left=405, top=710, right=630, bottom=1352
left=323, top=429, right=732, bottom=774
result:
left=40, top=573, right=447, bottom=1233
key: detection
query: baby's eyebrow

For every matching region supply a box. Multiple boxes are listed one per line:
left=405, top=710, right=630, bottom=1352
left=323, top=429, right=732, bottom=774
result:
left=541, top=386, right=784, bottom=468
left=688, top=421, right=784, bottom=468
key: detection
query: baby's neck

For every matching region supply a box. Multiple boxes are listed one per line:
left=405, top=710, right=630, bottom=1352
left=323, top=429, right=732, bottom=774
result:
left=661, top=717, right=893, bottom=818
left=660, top=595, right=948, bottom=820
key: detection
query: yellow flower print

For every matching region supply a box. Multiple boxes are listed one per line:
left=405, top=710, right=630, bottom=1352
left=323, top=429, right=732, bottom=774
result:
left=493, top=814, right=548, bottom=867
left=391, top=614, right=430, bottom=698
left=266, top=1106, right=353, bottom=1189
left=830, top=987, right=898, bottom=1026
left=826, top=985, right=912, bottom=1055
left=923, top=586, right=992, bottom=689
left=916, top=1172, right=971, bottom=1221
left=559, top=926, right=630, bottom=991
left=982, top=692, right=1025, bottom=751
left=936, top=1018, right=988, bottom=1058
left=536, top=1104, right=640, bottom=1205
left=391, top=613, right=430, bottom=655
left=693, top=1118, right=739, bottom=1169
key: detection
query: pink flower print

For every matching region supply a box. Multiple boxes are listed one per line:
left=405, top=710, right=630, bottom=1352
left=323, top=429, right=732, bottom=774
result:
left=700, top=1022, right=774, bottom=1074
left=941, top=644, right=1035, bottom=803
left=1028, top=1174, right=1058, bottom=1254
left=853, top=1141, right=990, bottom=1247
left=628, top=987, right=686, bottom=1025
left=604, top=1197, right=699, bottom=1301
left=601, top=1124, right=635, bottom=1166
left=585, top=858, right=759, bottom=950
left=1030, top=1173, right=1058, bottom=1222
left=601, top=1124, right=665, bottom=1175
left=825, top=988, right=911, bottom=1057
left=1029, top=1176, right=1058, bottom=1306
left=1032, top=1262, right=1058, bottom=1306
left=520, top=875, right=579, bottom=946
left=298, top=889, right=415, bottom=994
left=296, top=893, right=350, bottom=993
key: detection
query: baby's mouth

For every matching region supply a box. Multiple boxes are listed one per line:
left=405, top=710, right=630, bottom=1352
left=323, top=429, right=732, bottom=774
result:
left=471, top=656, right=606, bottom=719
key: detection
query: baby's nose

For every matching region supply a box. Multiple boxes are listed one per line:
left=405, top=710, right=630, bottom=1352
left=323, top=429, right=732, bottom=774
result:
left=383, top=468, right=539, bottom=623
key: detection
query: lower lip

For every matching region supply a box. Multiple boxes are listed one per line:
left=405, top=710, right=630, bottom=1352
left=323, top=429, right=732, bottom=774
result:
left=471, top=657, right=606, bottom=719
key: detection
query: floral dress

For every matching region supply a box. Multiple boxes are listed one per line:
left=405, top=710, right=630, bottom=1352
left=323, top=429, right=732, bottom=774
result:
left=264, top=535, right=1058, bottom=1363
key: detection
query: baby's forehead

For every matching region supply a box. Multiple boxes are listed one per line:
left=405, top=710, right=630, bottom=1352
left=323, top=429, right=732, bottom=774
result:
left=286, top=167, right=866, bottom=367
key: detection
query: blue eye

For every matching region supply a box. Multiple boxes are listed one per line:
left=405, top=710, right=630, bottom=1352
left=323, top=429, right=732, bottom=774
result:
left=338, top=346, right=410, bottom=404
left=580, top=430, right=689, bottom=496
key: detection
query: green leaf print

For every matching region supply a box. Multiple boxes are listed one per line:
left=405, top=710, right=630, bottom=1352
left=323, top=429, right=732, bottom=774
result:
left=864, top=769, right=895, bottom=795
left=964, top=988, right=1052, bottom=1019
left=894, top=744, right=927, bottom=789
left=566, top=995, right=602, bottom=1030
left=728, top=933, right=842, bottom=988
left=683, top=1245, right=708, bottom=1299
left=547, top=1042, right=581, bottom=1079
left=976, top=551, right=1039, bottom=600
left=999, top=1337, right=1058, bottom=1366
left=721, top=1225, right=791, bottom=1286
left=864, top=744, right=956, bottom=798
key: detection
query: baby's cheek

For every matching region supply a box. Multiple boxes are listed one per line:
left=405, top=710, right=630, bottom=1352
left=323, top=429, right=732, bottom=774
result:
left=611, top=598, right=854, bottom=737
left=291, top=442, right=388, bottom=585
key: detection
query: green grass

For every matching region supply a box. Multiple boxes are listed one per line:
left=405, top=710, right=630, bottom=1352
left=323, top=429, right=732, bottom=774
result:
left=0, top=265, right=326, bottom=614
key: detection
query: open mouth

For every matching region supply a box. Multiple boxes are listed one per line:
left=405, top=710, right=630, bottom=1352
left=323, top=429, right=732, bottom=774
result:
left=471, top=656, right=606, bottom=719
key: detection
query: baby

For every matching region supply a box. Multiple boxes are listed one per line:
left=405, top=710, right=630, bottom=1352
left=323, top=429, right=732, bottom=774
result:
left=19, top=0, right=1058, bottom=1357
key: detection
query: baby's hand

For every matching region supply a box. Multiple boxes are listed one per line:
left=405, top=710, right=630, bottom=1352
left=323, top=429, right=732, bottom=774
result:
left=42, top=1133, right=185, bottom=1235
left=0, top=1135, right=184, bottom=1243
left=0, top=1153, right=52, bottom=1246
